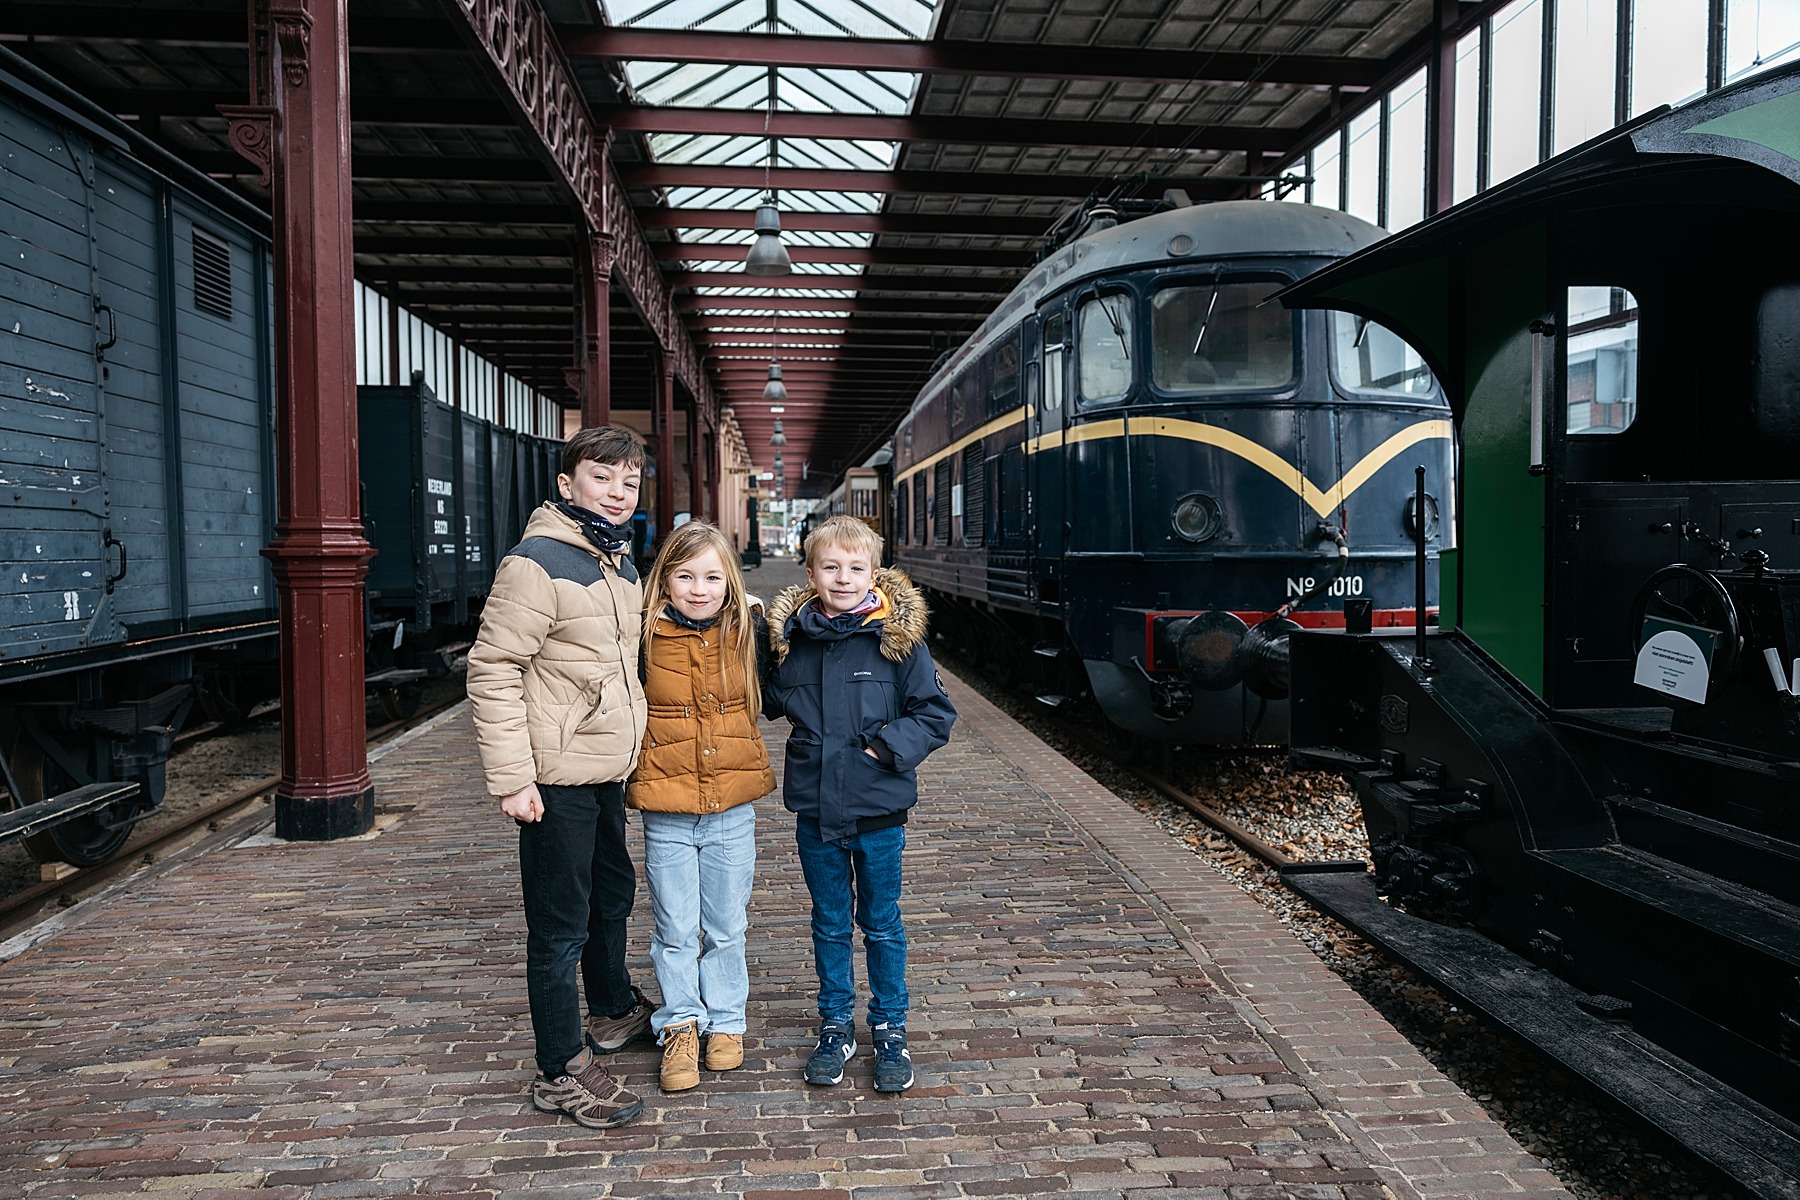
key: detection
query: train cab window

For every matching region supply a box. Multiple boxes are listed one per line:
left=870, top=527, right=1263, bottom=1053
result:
left=1150, top=279, right=1293, bottom=394
left=1330, top=314, right=1438, bottom=398
left=1042, top=312, right=1066, bottom=412
left=1564, top=286, right=1639, bottom=435
left=1077, top=293, right=1134, bottom=404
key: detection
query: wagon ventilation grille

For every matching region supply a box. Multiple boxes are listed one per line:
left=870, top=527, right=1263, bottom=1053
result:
left=192, top=229, right=233, bottom=320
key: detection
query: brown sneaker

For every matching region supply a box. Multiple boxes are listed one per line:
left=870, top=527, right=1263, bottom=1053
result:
left=659, top=1021, right=700, bottom=1092
left=586, top=987, right=654, bottom=1054
left=531, top=1049, right=643, bottom=1129
left=705, top=1032, right=744, bottom=1071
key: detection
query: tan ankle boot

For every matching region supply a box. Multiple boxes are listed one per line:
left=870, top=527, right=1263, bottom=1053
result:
left=705, top=1032, right=744, bottom=1071
left=659, top=1021, right=700, bottom=1092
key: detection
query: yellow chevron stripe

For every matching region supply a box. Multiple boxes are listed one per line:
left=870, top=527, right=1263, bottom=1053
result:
left=893, top=408, right=1028, bottom=485
left=902, top=408, right=1452, bottom=518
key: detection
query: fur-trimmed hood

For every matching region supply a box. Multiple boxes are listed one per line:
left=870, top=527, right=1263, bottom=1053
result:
left=767, top=566, right=929, bottom=665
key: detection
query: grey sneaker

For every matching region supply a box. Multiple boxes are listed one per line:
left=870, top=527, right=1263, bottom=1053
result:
left=531, top=1049, right=643, bottom=1128
left=871, top=1024, right=914, bottom=1092
left=587, top=987, right=654, bottom=1054
left=803, top=1019, right=856, bottom=1086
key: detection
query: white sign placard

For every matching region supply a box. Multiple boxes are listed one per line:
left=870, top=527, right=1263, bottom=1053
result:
left=1633, top=626, right=1712, bottom=703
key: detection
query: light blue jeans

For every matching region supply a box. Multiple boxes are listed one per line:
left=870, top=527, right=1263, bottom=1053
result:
left=642, top=804, right=757, bottom=1036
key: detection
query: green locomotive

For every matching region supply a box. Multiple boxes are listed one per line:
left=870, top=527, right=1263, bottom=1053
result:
left=1279, top=60, right=1800, bottom=1197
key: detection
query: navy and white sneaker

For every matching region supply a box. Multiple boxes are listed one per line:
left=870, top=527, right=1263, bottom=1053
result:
left=803, top=1019, right=856, bottom=1086
left=870, top=1024, right=914, bottom=1092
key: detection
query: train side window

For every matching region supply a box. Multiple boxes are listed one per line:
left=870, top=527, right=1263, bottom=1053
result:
left=1564, top=286, right=1639, bottom=435
left=962, top=444, right=986, bottom=546
left=1042, top=312, right=1065, bottom=412
left=1329, top=313, right=1439, bottom=398
left=1150, top=279, right=1293, bottom=394
left=912, top=474, right=927, bottom=544
left=1077, top=292, right=1134, bottom=405
left=894, top=484, right=909, bottom=545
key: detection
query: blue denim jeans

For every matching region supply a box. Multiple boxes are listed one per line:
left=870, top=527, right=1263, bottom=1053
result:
left=518, top=781, right=637, bottom=1078
left=794, top=816, right=908, bottom=1027
left=642, top=804, right=758, bottom=1036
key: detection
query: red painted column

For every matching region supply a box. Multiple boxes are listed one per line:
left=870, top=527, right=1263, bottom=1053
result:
left=686, top=403, right=703, bottom=522
left=260, top=0, right=376, bottom=839
left=706, top=430, right=720, bottom=525
left=579, top=228, right=614, bottom=426
left=656, top=351, right=676, bottom=545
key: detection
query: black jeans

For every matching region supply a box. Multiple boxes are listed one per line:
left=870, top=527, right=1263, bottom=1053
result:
left=519, top=781, right=636, bottom=1077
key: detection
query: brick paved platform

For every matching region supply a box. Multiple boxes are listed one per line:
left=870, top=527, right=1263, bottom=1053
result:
left=0, top=625, right=1569, bottom=1198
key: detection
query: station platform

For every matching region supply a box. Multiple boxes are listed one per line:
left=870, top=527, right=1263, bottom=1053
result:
left=0, top=552, right=1569, bottom=1200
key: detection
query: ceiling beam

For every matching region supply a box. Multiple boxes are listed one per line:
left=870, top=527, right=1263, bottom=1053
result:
left=655, top=243, right=1030, bottom=269
left=88, top=89, right=516, bottom=128
left=357, top=236, right=574, bottom=258
left=354, top=201, right=577, bottom=225
left=560, top=28, right=1384, bottom=90
left=597, top=105, right=1292, bottom=154
left=0, top=9, right=461, bottom=51
left=689, top=314, right=974, bottom=332
left=678, top=295, right=994, bottom=314
left=640, top=210, right=1053, bottom=238
left=666, top=271, right=1014, bottom=293
left=622, top=163, right=1261, bottom=199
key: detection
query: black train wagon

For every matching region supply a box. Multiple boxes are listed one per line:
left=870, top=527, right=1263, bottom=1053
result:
left=0, top=49, right=278, bottom=865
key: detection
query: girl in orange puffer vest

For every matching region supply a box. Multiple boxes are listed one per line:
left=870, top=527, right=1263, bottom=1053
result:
left=627, top=520, right=776, bottom=1094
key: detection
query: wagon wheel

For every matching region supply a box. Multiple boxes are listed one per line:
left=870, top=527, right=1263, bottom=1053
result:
left=377, top=681, right=425, bottom=723
left=10, top=730, right=135, bottom=867
left=1628, top=564, right=1741, bottom=680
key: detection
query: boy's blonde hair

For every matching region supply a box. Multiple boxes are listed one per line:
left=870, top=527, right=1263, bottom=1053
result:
left=804, top=514, right=883, bottom=569
left=641, top=521, right=761, bottom=720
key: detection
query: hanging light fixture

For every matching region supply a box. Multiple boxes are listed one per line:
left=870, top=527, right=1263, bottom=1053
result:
left=744, top=198, right=792, bottom=276
left=762, top=362, right=788, bottom=403
left=773, top=451, right=784, bottom=470
left=769, top=418, right=787, bottom=446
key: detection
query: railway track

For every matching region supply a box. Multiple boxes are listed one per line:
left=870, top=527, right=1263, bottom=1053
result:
left=0, top=694, right=467, bottom=939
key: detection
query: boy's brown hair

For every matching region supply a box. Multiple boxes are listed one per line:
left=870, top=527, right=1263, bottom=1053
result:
left=804, top=514, right=883, bottom=569
left=562, top=424, right=647, bottom=477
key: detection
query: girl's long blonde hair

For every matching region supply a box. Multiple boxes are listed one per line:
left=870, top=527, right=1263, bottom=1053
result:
left=641, top=521, right=761, bottom=720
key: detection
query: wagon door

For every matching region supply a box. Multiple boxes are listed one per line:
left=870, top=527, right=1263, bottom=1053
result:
left=0, top=99, right=123, bottom=658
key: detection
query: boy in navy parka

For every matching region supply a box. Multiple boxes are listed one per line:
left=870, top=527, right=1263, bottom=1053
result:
left=764, top=515, right=956, bottom=1091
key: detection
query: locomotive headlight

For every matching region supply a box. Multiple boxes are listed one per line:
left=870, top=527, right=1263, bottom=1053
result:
left=1405, top=493, right=1441, bottom=543
left=1171, top=492, right=1222, bottom=543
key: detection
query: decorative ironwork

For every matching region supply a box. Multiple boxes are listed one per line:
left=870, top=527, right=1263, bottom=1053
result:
left=270, top=0, right=312, bottom=87
left=602, top=158, right=712, bottom=416
left=450, top=0, right=605, bottom=233
left=219, top=104, right=276, bottom=185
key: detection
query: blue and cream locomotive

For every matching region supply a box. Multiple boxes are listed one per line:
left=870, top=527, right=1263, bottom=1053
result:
left=889, top=200, right=1453, bottom=745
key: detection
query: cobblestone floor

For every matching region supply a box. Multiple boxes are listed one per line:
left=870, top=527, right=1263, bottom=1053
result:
left=0, top=565, right=1567, bottom=1199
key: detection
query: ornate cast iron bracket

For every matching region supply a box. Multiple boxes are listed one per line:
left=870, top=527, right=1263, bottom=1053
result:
left=218, top=105, right=277, bottom=186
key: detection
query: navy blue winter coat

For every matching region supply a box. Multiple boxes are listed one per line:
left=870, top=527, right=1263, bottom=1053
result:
left=765, top=567, right=957, bottom=842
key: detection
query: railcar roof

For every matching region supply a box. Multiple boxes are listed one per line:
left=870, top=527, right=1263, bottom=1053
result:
left=908, top=201, right=1388, bottom=409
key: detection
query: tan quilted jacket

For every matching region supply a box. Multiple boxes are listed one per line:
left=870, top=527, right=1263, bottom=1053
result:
left=467, top=504, right=647, bottom=796
left=627, top=611, right=775, bottom=814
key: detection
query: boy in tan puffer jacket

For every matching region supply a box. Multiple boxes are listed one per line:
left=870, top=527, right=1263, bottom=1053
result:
left=467, top=425, right=654, bottom=1130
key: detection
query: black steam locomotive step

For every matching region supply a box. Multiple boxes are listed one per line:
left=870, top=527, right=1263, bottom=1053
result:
left=1283, top=866, right=1800, bottom=1200
left=1537, top=844, right=1800, bottom=966
left=0, top=783, right=140, bottom=848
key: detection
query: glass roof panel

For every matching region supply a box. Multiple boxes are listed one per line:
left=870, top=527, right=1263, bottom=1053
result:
left=606, top=0, right=935, bottom=38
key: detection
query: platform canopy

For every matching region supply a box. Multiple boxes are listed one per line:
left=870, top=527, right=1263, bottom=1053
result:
left=0, top=0, right=1494, bottom=494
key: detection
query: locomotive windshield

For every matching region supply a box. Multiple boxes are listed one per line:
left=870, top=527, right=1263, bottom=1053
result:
left=1150, top=280, right=1294, bottom=394
left=1078, top=292, right=1134, bottom=403
left=1329, top=313, right=1438, bottom=398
